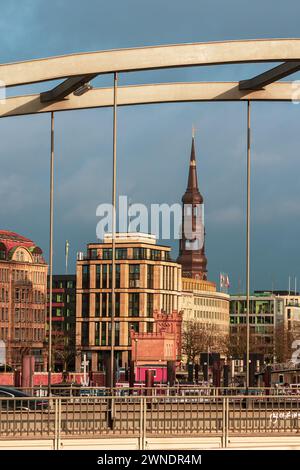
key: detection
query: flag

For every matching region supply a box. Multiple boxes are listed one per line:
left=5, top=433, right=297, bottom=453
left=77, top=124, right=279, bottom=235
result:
left=65, top=240, right=69, bottom=257
left=220, top=272, right=230, bottom=290
left=65, top=240, right=70, bottom=274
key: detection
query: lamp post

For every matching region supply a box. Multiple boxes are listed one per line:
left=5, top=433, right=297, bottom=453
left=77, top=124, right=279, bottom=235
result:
left=110, top=72, right=118, bottom=393
left=48, top=111, right=54, bottom=397
left=246, top=100, right=251, bottom=391
left=134, top=338, right=138, bottom=382
left=207, top=346, right=210, bottom=387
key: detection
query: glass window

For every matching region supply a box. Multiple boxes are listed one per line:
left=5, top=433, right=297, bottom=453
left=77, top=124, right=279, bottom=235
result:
left=151, top=250, right=161, bottom=261
left=82, top=265, right=90, bottom=289
left=102, top=265, right=108, bottom=288
left=133, top=248, right=147, bottom=260
left=116, top=264, right=120, bottom=288
left=81, top=322, right=89, bottom=346
left=101, top=322, right=107, bottom=345
left=95, top=293, right=100, bottom=317
left=147, top=322, right=154, bottom=333
left=95, top=322, right=100, bottom=346
left=115, top=292, right=120, bottom=316
left=82, top=294, right=89, bottom=318
left=96, top=265, right=101, bottom=288
left=103, top=249, right=112, bottom=260
left=102, top=293, right=107, bottom=317
left=89, top=249, right=98, bottom=260
left=115, top=322, right=120, bottom=346
left=147, top=293, right=154, bottom=317
left=116, top=248, right=127, bottom=260
left=108, top=293, right=112, bottom=317
left=147, top=264, right=154, bottom=289
left=129, top=265, right=140, bottom=287
left=129, top=293, right=139, bottom=317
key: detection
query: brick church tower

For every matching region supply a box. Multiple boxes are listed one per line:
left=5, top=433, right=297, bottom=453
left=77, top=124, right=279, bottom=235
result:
left=177, top=135, right=207, bottom=280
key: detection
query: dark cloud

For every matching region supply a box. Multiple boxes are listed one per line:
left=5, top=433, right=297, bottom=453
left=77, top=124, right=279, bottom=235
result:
left=0, top=0, right=299, bottom=292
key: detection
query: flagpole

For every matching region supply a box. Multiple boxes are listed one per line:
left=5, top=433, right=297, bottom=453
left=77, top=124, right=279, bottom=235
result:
left=65, top=240, right=69, bottom=275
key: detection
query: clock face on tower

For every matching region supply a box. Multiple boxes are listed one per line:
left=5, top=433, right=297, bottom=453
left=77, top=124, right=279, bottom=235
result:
left=185, top=238, right=202, bottom=251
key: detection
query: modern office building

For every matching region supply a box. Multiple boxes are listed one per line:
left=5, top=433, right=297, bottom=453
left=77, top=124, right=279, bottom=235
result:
left=47, top=274, right=76, bottom=371
left=0, top=230, right=47, bottom=370
left=75, top=233, right=182, bottom=371
left=230, top=291, right=300, bottom=361
left=181, top=277, right=230, bottom=333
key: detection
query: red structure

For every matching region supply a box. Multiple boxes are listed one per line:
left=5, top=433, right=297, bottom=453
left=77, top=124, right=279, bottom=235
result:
left=130, top=310, right=183, bottom=383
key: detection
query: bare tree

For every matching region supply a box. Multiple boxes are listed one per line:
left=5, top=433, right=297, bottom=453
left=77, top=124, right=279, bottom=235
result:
left=51, top=333, right=76, bottom=372
left=182, top=321, right=229, bottom=363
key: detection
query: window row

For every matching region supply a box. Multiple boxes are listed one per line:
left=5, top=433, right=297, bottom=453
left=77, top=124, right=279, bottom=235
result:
left=89, top=247, right=171, bottom=262
left=83, top=264, right=154, bottom=289
left=81, top=320, right=154, bottom=347
left=82, top=292, right=154, bottom=318
left=194, top=297, right=228, bottom=309
left=14, top=327, right=44, bottom=342
left=194, top=310, right=227, bottom=321
left=15, top=308, right=45, bottom=323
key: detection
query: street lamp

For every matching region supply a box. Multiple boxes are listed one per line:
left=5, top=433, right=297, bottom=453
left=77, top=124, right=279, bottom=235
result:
left=73, top=82, right=93, bottom=96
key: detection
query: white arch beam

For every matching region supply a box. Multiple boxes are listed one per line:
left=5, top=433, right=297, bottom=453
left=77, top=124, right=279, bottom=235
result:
left=1, top=39, right=300, bottom=88
left=0, top=82, right=297, bottom=118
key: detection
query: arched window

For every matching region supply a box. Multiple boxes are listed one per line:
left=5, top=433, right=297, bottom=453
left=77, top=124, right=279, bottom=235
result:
left=0, top=243, right=6, bottom=261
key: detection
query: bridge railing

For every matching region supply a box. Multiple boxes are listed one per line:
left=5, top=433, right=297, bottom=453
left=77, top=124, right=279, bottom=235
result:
left=1, top=394, right=300, bottom=445
left=6, top=385, right=300, bottom=397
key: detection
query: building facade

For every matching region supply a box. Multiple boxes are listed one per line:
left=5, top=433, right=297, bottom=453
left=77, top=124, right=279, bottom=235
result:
left=181, top=278, right=230, bottom=333
left=230, top=291, right=300, bottom=361
left=130, top=310, right=183, bottom=383
left=47, top=274, right=76, bottom=371
left=75, top=233, right=182, bottom=371
left=0, top=230, right=47, bottom=370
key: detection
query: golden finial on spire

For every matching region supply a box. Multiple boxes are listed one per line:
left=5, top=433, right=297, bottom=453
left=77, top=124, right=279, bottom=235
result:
left=192, top=124, right=195, bottom=139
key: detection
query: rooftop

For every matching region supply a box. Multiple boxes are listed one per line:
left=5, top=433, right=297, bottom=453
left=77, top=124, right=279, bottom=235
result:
left=103, top=232, right=157, bottom=245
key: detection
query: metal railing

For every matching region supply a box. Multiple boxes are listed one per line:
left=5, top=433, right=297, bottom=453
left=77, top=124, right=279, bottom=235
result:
left=8, top=385, right=300, bottom=397
left=1, top=394, right=300, bottom=448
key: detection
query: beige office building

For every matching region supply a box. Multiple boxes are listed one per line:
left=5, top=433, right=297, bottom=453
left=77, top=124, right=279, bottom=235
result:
left=75, top=233, right=182, bottom=371
left=180, top=277, right=230, bottom=339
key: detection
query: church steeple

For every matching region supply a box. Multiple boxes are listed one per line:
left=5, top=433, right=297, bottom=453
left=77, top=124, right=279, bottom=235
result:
left=177, top=135, right=207, bottom=280
left=185, top=136, right=202, bottom=202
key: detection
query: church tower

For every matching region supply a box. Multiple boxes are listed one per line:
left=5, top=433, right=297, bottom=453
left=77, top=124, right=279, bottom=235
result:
left=177, top=135, right=207, bottom=280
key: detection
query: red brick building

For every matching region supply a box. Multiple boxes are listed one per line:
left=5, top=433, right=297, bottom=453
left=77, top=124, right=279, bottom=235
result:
left=130, top=310, right=183, bottom=366
left=0, top=230, right=47, bottom=370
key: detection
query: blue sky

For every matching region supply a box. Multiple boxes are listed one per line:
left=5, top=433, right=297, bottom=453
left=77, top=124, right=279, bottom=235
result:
left=1, top=0, right=300, bottom=293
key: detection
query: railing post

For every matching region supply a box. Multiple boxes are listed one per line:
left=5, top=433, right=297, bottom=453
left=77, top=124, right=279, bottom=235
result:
left=139, top=397, right=146, bottom=450
left=222, top=397, right=229, bottom=448
left=56, top=398, right=62, bottom=450
left=54, top=398, right=58, bottom=450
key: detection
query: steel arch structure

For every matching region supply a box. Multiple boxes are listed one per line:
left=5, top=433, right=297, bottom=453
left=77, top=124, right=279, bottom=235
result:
left=1, top=38, right=300, bottom=118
